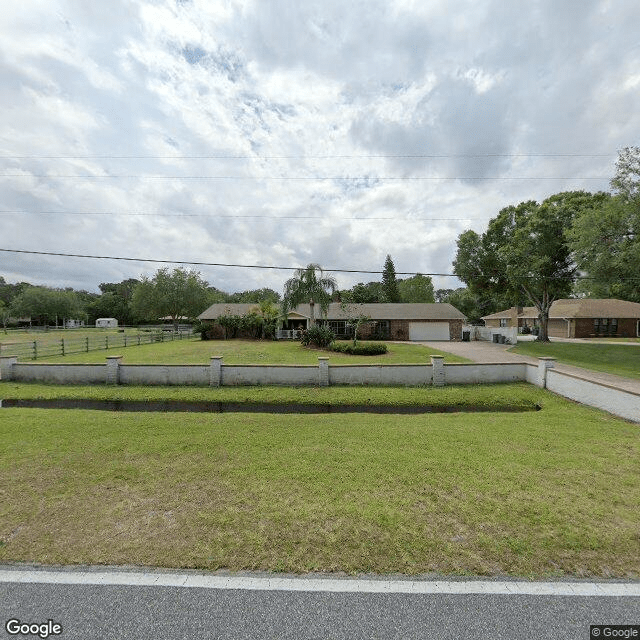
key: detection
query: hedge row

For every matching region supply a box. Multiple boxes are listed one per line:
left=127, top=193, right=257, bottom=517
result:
left=329, top=341, right=388, bottom=356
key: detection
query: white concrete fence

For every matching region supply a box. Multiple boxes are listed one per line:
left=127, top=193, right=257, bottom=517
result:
left=1, top=354, right=638, bottom=423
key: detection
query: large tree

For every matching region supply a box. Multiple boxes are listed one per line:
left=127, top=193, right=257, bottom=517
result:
left=454, top=191, right=598, bottom=341
left=131, top=267, right=210, bottom=330
left=569, top=148, right=639, bottom=302
left=282, top=263, right=337, bottom=325
left=381, top=255, right=401, bottom=302
left=398, top=274, right=435, bottom=303
left=10, top=286, right=84, bottom=327
left=340, top=281, right=383, bottom=304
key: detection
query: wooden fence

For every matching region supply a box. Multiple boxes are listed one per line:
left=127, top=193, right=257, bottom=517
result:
left=0, top=331, right=192, bottom=361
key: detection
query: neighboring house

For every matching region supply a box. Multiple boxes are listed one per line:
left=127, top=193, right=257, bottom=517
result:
left=65, top=319, right=85, bottom=328
left=482, top=299, right=640, bottom=338
left=96, top=317, right=118, bottom=328
left=198, top=302, right=467, bottom=341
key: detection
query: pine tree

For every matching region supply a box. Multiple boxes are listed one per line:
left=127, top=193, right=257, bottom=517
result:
left=381, top=255, right=401, bottom=303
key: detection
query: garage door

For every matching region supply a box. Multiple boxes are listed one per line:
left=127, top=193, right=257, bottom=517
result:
left=409, top=322, right=450, bottom=341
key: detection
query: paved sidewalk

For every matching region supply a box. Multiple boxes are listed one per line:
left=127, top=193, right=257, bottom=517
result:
left=417, top=340, right=640, bottom=396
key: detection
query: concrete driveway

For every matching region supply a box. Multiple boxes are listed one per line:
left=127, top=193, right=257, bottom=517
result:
left=414, top=339, right=640, bottom=395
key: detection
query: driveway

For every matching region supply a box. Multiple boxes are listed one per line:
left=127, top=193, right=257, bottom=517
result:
left=415, top=340, right=640, bottom=396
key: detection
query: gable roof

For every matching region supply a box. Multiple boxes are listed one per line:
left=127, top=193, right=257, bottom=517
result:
left=482, top=299, right=640, bottom=321
left=199, top=302, right=466, bottom=321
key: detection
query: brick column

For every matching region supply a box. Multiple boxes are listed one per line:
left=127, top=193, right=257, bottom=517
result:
left=0, top=356, right=18, bottom=381
left=537, top=357, right=556, bottom=389
left=431, top=355, right=445, bottom=387
left=105, top=356, right=122, bottom=385
left=210, top=356, right=223, bottom=387
left=318, top=357, right=329, bottom=387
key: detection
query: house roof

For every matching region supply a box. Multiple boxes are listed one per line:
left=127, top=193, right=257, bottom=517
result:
left=482, top=299, right=640, bottom=321
left=199, top=302, right=466, bottom=321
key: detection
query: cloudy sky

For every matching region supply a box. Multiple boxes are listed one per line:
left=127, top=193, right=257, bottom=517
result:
left=1, top=0, right=638, bottom=295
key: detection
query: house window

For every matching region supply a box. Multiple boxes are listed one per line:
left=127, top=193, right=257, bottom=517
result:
left=371, top=320, right=390, bottom=339
left=328, top=320, right=353, bottom=338
left=499, top=318, right=508, bottom=328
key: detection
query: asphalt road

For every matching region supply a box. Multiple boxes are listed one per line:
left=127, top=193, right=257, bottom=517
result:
left=2, top=568, right=639, bottom=640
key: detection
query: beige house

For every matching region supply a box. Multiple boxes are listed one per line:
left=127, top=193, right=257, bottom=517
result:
left=199, top=302, right=467, bottom=341
left=482, top=299, right=640, bottom=338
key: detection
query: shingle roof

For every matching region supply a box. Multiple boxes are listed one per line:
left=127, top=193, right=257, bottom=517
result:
left=199, top=302, right=466, bottom=321
left=482, top=299, right=640, bottom=321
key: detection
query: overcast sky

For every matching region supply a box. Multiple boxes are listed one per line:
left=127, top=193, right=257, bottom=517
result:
left=1, top=0, right=638, bottom=295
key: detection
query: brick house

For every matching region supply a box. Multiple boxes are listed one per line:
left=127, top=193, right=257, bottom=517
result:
left=199, top=302, right=467, bottom=341
left=482, top=299, right=640, bottom=338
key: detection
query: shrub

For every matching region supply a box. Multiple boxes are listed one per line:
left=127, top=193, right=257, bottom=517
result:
left=300, top=324, right=335, bottom=347
left=329, top=341, right=388, bottom=355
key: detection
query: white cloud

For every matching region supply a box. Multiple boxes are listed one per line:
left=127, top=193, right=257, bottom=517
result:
left=0, top=0, right=637, bottom=294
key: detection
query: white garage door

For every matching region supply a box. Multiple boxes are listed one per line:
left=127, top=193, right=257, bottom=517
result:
left=409, top=322, right=450, bottom=341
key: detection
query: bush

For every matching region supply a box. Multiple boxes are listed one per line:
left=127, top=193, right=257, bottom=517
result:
left=329, top=341, right=388, bottom=355
left=300, top=325, right=335, bottom=348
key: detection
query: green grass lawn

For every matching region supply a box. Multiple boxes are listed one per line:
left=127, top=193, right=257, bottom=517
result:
left=33, top=338, right=470, bottom=365
left=509, top=341, right=640, bottom=380
left=1, top=384, right=638, bottom=578
left=0, top=381, right=540, bottom=411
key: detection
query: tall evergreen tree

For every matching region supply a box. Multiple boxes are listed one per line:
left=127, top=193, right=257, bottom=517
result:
left=381, top=255, right=401, bottom=303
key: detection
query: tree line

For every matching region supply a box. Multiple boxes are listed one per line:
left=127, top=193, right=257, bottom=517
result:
left=452, top=146, right=640, bottom=341
left=0, top=271, right=281, bottom=330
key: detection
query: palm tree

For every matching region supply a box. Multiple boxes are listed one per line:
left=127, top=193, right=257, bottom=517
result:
left=282, top=263, right=337, bottom=325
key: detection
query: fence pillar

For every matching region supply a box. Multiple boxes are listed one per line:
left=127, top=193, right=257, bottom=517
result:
left=106, top=356, right=123, bottom=385
left=210, top=356, right=223, bottom=387
left=537, top=357, right=556, bottom=389
left=431, top=355, right=445, bottom=387
left=0, top=356, right=18, bottom=381
left=318, top=357, right=329, bottom=387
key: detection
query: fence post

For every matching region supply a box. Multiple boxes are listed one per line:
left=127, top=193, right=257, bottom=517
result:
left=0, top=356, right=18, bottom=380
left=61, top=338, right=65, bottom=357
left=318, top=357, right=329, bottom=387
left=86, top=336, right=89, bottom=352
left=210, top=356, right=223, bottom=387
left=33, top=341, right=37, bottom=360
left=137, top=334, right=141, bottom=346
left=106, top=356, right=123, bottom=385
left=431, top=355, right=445, bottom=387
left=105, top=336, right=109, bottom=350
left=537, top=357, right=556, bottom=389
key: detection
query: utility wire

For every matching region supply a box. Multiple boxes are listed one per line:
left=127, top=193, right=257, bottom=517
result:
left=0, top=153, right=616, bottom=160
left=0, top=174, right=610, bottom=180
left=0, top=248, right=452, bottom=276
left=2, top=248, right=635, bottom=281
left=0, top=210, right=481, bottom=221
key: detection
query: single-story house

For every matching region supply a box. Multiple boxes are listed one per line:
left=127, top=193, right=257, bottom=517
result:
left=198, top=302, right=467, bottom=341
left=482, top=299, right=640, bottom=338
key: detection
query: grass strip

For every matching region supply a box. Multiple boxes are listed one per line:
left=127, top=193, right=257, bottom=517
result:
left=1, top=393, right=638, bottom=578
left=1, top=382, right=541, bottom=411
left=509, top=341, right=640, bottom=380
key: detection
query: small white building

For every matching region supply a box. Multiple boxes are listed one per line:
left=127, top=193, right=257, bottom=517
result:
left=96, top=317, right=118, bottom=328
left=65, top=319, right=85, bottom=328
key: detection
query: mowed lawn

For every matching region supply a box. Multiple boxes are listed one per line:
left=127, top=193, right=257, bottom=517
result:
left=1, top=385, right=639, bottom=578
left=34, top=338, right=470, bottom=365
left=509, top=341, right=640, bottom=380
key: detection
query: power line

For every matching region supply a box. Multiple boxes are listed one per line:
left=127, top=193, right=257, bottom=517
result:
left=3, top=248, right=638, bottom=282
left=0, top=153, right=616, bottom=160
left=0, top=174, right=610, bottom=180
left=0, top=248, right=454, bottom=276
left=0, top=210, right=482, bottom=221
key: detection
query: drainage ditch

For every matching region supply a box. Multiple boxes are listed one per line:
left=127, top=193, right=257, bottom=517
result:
left=0, top=399, right=541, bottom=413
